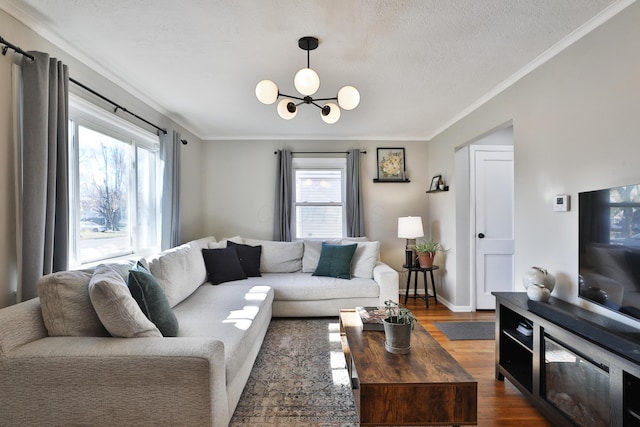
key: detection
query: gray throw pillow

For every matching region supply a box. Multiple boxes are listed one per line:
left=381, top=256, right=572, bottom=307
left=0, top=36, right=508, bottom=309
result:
left=88, top=264, right=162, bottom=338
left=128, top=262, right=179, bottom=337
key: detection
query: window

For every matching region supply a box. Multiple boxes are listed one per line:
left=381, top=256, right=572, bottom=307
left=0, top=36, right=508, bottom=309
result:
left=68, top=94, right=161, bottom=267
left=292, top=157, right=346, bottom=239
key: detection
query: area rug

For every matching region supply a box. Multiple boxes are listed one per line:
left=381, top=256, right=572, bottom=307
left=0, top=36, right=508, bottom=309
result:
left=229, top=318, right=360, bottom=427
left=433, top=321, right=495, bottom=340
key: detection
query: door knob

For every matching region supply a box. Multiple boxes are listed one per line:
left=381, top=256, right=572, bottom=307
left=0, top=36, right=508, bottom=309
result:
left=478, top=233, right=485, bottom=239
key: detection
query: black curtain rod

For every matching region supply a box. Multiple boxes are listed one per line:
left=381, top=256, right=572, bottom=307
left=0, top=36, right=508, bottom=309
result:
left=69, top=78, right=167, bottom=135
left=1, top=34, right=167, bottom=136
left=0, top=35, right=34, bottom=60
left=274, top=150, right=367, bottom=155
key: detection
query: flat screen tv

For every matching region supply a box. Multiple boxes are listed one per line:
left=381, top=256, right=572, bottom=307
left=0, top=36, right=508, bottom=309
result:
left=579, top=184, right=640, bottom=321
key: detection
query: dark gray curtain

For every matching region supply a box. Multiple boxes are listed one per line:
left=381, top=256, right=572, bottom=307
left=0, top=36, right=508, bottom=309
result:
left=273, top=149, right=292, bottom=241
left=160, top=130, right=181, bottom=250
left=346, top=149, right=365, bottom=237
left=20, top=52, right=69, bottom=301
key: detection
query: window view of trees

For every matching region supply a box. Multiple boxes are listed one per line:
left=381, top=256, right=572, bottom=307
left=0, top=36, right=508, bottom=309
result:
left=76, top=125, right=132, bottom=262
left=610, top=185, right=640, bottom=248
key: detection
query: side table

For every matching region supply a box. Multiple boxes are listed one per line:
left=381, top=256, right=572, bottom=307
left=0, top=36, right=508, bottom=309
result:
left=403, top=265, right=439, bottom=308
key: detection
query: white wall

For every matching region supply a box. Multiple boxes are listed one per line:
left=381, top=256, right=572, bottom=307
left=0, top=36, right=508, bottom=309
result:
left=201, top=139, right=430, bottom=273
left=0, top=9, right=204, bottom=307
left=427, top=2, right=640, bottom=322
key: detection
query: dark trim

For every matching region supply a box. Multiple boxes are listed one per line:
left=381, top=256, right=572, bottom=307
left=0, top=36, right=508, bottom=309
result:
left=274, top=150, right=366, bottom=155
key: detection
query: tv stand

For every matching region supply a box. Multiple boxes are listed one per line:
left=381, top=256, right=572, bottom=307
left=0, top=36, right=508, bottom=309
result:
left=493, top=292, right=640, bottom=427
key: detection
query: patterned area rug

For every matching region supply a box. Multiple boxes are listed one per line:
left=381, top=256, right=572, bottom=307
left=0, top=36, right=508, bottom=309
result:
left=230, top=318, right=360, bottom=427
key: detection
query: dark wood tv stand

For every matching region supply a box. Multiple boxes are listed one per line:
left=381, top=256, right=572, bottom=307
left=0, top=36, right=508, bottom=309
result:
left=493, top=292, right=640, bottom=427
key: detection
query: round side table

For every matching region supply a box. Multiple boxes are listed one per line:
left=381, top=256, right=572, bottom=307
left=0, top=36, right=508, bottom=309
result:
left=403, top=265, right=439, bottom=308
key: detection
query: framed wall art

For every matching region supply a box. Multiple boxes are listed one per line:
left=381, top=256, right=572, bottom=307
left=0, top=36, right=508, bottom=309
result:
left=374, top=147, right=409, bottom=182
left=429, top=175, right=442, bottom=191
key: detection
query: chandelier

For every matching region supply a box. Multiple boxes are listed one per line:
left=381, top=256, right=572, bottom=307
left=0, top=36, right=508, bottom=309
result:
left=255, top=36, right=360, bottom=124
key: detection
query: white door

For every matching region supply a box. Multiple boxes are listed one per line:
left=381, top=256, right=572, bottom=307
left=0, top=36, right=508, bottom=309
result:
left=473, top=147, right=514, bottom=309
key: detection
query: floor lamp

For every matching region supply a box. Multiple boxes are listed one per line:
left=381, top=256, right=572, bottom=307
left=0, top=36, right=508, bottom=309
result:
left=398, top=216, right=424, bottom=268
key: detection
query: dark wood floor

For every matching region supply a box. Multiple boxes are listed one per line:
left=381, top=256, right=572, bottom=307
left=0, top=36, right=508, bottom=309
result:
left=403, top=297, right=553, bottom=427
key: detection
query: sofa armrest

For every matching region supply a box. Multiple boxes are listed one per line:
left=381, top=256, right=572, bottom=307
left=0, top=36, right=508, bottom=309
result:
left=373, top=261, right=400, bottom=305
left=1, top=337, right=229, bottom=427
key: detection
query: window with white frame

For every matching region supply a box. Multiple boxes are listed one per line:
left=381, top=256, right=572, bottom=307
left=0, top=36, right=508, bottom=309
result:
left=68, top=94, right=161, bottom=267
left=292, top=157, right=346, bottom=239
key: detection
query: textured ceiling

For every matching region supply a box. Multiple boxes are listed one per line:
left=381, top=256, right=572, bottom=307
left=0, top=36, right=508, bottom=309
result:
left=0, top=0, right=628, bottom=140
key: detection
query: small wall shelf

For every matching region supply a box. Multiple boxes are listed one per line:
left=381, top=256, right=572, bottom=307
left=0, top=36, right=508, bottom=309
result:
left=373, top=179, right=411, bottom=183
left=426, top=186, right=449, bottom=193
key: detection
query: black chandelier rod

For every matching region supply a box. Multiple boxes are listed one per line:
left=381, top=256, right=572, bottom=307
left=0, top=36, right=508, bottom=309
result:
left=1, top=34, right=167, bottom=136
left=279, top=92, right=338, bottom=110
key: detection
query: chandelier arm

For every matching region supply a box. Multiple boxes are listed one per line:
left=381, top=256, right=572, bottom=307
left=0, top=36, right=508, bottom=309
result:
left=312, top=96, right=338, bottom=102
left=309, top=101, right=325, bottom=110
left=278, top=93, right=306, bottom=102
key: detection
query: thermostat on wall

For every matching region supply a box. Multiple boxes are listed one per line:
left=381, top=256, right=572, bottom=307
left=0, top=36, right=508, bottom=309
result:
left=554, top=195, right=570, bottom=212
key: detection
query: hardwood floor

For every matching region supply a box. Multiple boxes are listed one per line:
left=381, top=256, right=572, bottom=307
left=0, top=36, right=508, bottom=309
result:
left=402, top=297, right=553, bottom=427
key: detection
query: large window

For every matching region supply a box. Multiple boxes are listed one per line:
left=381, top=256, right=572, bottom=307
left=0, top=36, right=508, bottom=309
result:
left=292, top=157, right=346, bottom=239
left=68, top=95, right=161, bottom=267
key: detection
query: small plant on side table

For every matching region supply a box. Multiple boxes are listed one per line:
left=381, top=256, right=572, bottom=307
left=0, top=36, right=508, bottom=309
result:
left=414, top=240, right=446, bottom=268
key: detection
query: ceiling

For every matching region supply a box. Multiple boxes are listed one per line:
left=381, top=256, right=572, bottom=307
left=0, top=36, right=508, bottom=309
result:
left=0, top=0, right=628, bottom=141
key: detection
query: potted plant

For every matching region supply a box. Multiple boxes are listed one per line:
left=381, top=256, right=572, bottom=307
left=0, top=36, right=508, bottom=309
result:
left=414, top=240, right=445, bottom=268
left=382, top=300, right=418, bottom=354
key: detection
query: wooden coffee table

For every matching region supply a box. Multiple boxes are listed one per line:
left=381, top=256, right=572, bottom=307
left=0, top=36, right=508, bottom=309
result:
left=339, top=309, right=477, bottom=426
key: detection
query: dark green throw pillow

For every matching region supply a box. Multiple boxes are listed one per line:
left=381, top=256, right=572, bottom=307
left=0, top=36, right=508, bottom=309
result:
left=127, top=262, right=179, bottom=337
left=312, top=243, right=357, bottom=280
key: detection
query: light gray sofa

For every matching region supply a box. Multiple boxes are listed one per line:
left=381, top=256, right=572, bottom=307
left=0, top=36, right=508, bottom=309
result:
left=0, top=235, right=398, bottom=427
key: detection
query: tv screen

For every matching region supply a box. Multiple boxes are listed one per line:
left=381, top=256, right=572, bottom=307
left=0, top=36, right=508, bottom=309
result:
left=579, top=184, right=640, bottom=321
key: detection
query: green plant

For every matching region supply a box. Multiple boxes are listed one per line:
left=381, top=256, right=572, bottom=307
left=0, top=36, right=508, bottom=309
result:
left=414, top=240, right=445, bottom=255
left=383, top=300, right=417, bottom=329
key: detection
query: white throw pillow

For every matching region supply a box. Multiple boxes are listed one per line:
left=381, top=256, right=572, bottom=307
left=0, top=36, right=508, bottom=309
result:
left=88, top=264, right=161, bottom=338
left=345, top=241, right=380, bottom=279
left=208, top=236, right=243, bottom=249
left=243, top=238, right=303, bottom=273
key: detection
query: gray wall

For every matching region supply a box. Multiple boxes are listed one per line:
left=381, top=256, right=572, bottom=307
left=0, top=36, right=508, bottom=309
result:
left=426, top=2, right=640, bottom=322
left=201, top=139, right=430, bottom=272
left=0, top=9, right=204, bottom=308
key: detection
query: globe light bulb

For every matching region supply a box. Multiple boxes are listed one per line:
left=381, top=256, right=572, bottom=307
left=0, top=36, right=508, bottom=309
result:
left=255, top=80, right=278, bottom=104
left=294, top=68, right=320, bottom=96
left=337, top=85, right=360, bottom=110
left=277, top=98, right=297, bottom=120
left=321, top=103, right=341, bottom=124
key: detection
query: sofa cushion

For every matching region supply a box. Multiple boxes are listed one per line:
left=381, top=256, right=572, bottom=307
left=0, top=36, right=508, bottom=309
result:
left=301, top=240, right=340, bottom=273
left=128, top=262, right=179, bottom=337
left=208, top=236, right=243, bottom=249
left=313, top=243, right=357, bottom=279
left=348, top=241, right=380, bottom=279
left=202, top=247, right=247, bottom=285
left=88, top=264, right=162, bottom=338
left=38, top=270, right=108, bottom=337
left=243, top=238, right=303, bottom=273
left=147, top=240, right=209, bottom=307
left=227, top=241, right=262, bottom=277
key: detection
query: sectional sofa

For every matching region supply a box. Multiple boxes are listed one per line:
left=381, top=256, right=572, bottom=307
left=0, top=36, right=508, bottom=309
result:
left=0, top=235, right=398, bottom=426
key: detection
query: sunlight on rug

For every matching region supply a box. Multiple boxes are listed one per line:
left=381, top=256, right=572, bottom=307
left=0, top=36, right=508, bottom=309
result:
left=230, top=318, right=359, bottom=427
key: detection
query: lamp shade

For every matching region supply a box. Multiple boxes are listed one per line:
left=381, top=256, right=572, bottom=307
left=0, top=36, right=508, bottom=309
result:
left=398, top=216, right=424, bottom=238
left=337, top=85, right=360, bottom=110
left=255, top=80, right=279, bottom=104
left=294, top=67, right=320, bottom=96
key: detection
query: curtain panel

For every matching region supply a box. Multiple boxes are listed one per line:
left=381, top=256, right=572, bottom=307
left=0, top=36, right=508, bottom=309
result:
left=346, top=149, right=365, bottom=237
left=19, top=51, right=69, bottom=301
left=273, top=149, right=292, bottom=241
left=160, top=130, right=182, bottom=249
